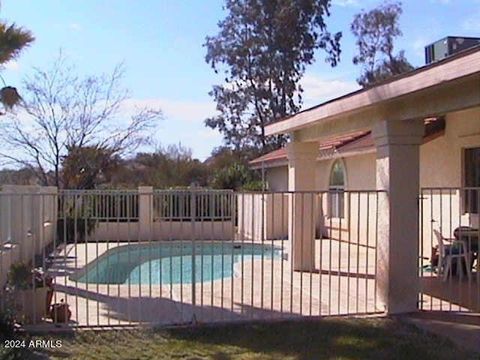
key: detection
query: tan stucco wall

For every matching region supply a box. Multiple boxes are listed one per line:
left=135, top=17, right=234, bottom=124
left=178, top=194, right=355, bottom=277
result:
left=314, top=154, right=377, bottom=191
left=261, top=106, right=480, bottom=247
left=264, top=106, right=480, bottom=192
left=265, top=166, right=288, bottom=191
left=237, top=193, right=289, bottom=240
left=263, top=153, right=378, bottom=192
left=90, top=221, right=234, bottom=241
left=420, top=107, right=480, bottom=188
left=419, top=107, right=480, bottom=257
left=0, top=186, right=57, bottom=287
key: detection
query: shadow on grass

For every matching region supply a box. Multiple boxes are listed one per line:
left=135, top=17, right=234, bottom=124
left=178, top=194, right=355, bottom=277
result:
left=10, top=318, right=477, bottom=360
left=159, top=317, right=472, bottom=360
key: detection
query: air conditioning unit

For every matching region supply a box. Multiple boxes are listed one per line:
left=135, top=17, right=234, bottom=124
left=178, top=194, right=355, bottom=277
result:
left=425, top=36, right=480, bottom=64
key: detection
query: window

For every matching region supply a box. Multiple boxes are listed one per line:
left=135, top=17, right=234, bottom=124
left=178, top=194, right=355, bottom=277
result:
left=464, top=147, right=480, bottom=214
left=329, top=160, right=345, bottom=218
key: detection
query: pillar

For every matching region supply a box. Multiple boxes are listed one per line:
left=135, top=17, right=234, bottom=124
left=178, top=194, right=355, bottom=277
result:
left=138, top=186, right=153, bottom=240
left=286, top=141, right=318, bottom=271
left=373, top=119, right=424, bottom=314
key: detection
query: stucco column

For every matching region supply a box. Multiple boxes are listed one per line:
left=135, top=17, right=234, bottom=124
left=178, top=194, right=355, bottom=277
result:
left=373, top=119, right=424, bottom=314
left=286, top=141, right=317, bottom=271
left=138, top=186, right=153, bottom=240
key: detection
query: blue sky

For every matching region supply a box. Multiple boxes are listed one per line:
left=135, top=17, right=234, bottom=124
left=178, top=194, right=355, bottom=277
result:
left=2, top=0, right=479, bottom=160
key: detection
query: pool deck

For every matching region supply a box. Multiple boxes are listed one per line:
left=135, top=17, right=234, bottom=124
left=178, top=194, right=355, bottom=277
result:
left=43, top=238, right=379, bottom=327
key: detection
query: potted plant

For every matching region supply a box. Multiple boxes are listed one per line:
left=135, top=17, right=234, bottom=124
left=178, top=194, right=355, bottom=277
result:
left=7, top=262, right=53, bottom=324
left=50, top=299, right=71, bottom=324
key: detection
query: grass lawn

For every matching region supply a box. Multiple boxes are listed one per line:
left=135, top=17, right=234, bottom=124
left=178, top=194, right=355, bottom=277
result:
left=1, top=317, right=477, bottom=360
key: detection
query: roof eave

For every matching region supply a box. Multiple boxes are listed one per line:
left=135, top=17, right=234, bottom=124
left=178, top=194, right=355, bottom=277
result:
left=265, top=47, right=480, bottom=136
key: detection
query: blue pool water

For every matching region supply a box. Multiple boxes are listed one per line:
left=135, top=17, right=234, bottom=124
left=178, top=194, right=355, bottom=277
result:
left=73, top=243, right=281, bottom=285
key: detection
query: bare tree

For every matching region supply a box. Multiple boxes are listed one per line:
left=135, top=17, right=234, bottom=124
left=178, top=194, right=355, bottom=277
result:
left=0, top=53, right=162, bottom=187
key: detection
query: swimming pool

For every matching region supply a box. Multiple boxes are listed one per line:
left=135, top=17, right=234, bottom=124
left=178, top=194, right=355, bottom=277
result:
left=72, top=243, right=282, bottom=285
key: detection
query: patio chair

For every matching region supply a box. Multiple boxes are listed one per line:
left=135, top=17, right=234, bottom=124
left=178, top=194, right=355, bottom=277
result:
left=433, top=229, right=472, bottom=281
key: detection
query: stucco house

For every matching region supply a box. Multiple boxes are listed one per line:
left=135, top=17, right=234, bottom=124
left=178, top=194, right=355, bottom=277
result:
left=246, top=39, right=480, bottom=314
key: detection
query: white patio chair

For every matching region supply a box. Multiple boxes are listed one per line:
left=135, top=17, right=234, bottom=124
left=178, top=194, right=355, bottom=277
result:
left=433, top=229, right=471, bottom=282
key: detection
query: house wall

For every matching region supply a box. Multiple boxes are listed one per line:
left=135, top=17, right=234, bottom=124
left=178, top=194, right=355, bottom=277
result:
left=265, top=166, right=288, bottom=191
left=313, top=155, right=378, bottom=244
left=260, top=106, right=480, bottom=249
left=261, top=150, right=377, bottom=192
left=420, top=107, right=480, bottom=188
left=252, top=154, right=384, bottom=243
left=419, top=107, right=480, bottom=258
left=237, top=193, right=265, bottom=240
left=237, top=193, right=290, bottom=240
left=263, top=107, right=480, bottom=192
left=315, top=154, right=377, bottom=191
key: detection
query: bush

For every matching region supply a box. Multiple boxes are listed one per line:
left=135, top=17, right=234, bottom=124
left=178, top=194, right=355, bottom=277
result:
left=0, top=310, right=15, bottom=340
left=56, top=217, right=96, bottom=243
left=210, top=162, right=263, bottom=191
left=242, top=180, right=266, bottom=191
left=7, top=263, right=52, bottom=290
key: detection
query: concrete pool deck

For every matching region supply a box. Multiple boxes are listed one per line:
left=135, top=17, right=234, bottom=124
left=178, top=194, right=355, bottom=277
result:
left=44, top=238, right=380, bottom=327
left=35, top=238, right=478, bottom=329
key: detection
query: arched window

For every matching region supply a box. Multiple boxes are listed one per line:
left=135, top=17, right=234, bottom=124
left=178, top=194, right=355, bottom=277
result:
left=329, top=160, right=345, bottom=218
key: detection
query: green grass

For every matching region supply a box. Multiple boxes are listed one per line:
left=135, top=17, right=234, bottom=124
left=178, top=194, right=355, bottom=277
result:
left=1, top=318, right=477, bottom=360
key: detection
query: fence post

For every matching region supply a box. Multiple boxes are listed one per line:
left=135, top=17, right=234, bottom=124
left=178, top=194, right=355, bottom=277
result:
left=138, top=186, right=153, bottom=241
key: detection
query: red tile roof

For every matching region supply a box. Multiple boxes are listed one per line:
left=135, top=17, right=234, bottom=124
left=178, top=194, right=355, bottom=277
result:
left=249, top=130, right=369, bottom=167
left=250, top=117, right=445, bottom=168
left=249, top=147, right=287, bottom=165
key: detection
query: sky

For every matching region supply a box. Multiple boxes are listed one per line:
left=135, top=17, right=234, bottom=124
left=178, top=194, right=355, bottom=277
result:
left=2, top=0, right=480, bottom=161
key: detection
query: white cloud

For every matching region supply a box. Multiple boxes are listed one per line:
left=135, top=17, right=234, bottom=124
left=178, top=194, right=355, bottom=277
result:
left=332, top=0, right=360, bottom=6
left=123, top=98, right=217, bottom=123
left=3, top=61, right=20, bottom=71
left=300, top=74, right=360, bottom=109
left=68, top=23, right=82, bottom=31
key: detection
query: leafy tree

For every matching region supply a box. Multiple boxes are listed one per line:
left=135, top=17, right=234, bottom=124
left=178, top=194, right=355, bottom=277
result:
left=0, top=13, right=34, bottom=112
left=205, top=146, right=258, bottom=169
left=205, top=0, right=341, bottom=152
left=351, top=1, right=414, bottom=87
left=210, top=162, right=263, bottom=190
left=99, top=144, right=262, bottom=190
left=61, top=146, right=119, bottom=189
left=0, top=53, right=162, bottom=187
left=110, top=144, right=209, bottom=189
left=205, top=146, right=264, bottom=190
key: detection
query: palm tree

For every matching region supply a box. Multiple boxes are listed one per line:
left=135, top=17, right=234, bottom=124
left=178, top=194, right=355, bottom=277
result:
left=0, top=16, right=34, bottom=112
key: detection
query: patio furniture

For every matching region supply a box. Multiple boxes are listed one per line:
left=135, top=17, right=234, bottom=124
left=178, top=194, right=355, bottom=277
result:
left=433, top=229, right=472, bottom=281
left=454, top=227, right=479, bottom=251
left=454, top=226, right=479, bottom=271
